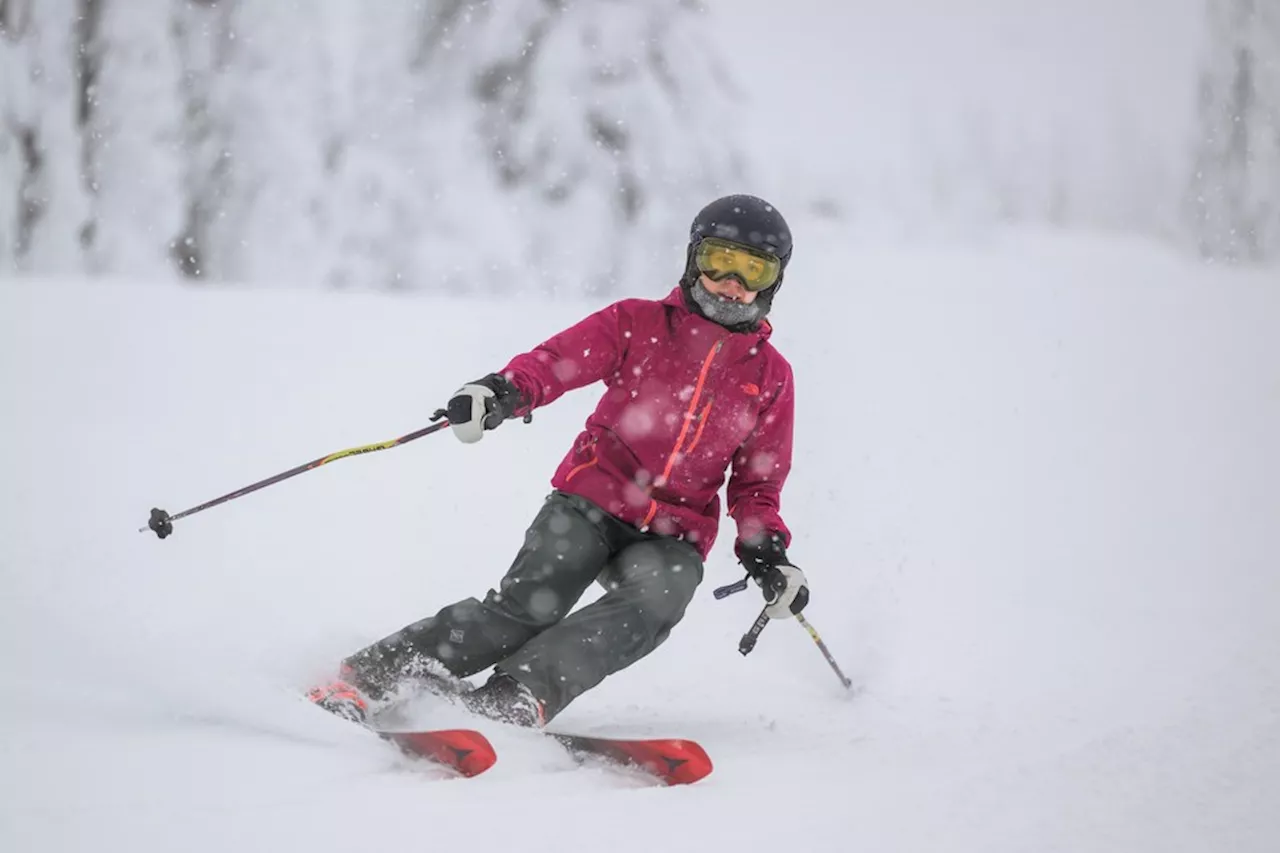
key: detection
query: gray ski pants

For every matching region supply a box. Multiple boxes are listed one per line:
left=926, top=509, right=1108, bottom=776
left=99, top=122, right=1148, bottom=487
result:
left=343, top=491, right=704, bottom=721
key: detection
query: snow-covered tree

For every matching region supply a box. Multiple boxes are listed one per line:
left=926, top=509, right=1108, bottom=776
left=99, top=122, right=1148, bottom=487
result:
left=1186, top=0, right=1280, bottom=264
left=0, top=0, right=746, bottom=293
left=398, top=0, right=747, bottom=295
left=0, top=0, right=94, bottom=274
left=80, top=0, right=189, bottom=278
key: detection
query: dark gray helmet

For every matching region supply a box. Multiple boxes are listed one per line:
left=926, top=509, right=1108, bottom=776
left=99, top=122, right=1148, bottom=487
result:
left=689, top=194, right=793, bottom=267
left=680, top=194, right=792, bottom=330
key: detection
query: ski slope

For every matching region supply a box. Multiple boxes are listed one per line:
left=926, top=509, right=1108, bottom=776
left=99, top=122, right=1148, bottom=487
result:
left=2, top=230, right=1278, bottom=852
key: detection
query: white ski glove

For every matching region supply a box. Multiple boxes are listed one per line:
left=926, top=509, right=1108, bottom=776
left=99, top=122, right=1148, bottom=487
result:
left=736, top=532, right=810, bottom=619
left=436, top=373, right=526, bottom=444
left=761, top=564, right=810, bottom=619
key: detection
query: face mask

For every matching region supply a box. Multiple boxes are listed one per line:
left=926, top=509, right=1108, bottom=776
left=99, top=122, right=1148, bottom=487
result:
left=690, top=279, right=764, bottom=328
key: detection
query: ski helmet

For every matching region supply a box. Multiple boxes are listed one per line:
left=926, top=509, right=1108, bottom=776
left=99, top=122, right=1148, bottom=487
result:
left=680, top=194, right=792, bottom=329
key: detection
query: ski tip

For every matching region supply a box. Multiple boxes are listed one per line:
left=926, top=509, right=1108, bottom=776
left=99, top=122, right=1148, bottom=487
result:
left=388, top=729, right=498, bottom=778
left=558, top=735, right=714, bottom=786
left=443, top=729, right=498, bottom=777
left=654, top=738, right=713, bottom=786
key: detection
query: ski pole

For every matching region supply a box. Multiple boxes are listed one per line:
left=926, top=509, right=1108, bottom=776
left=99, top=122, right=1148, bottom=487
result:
left=796, top=613, right=854, bottom=690
left=716, top=573, right=855, bottom=688
left=140, top=420, right=450, bottom=539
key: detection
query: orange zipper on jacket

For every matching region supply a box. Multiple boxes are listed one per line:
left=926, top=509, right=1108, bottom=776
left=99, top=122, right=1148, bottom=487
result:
left=564, top=456, right=598, bottom=482
left=640, top=338, right=723, bottom=528
left=683, top=401, right=714, bottom=455
left=656, top=338, right=722, bottom=487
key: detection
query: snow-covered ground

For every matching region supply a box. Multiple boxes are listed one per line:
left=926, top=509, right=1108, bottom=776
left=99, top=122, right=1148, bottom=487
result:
left=2, top=229, right=1278, bottom=851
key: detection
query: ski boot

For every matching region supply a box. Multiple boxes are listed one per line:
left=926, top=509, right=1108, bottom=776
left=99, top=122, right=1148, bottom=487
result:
left=462, top=670, right=546, bottom=728
left=307, top=677, right=373, bottom=725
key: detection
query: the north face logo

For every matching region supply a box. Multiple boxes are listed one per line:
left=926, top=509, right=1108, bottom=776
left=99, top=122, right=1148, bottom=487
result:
left=741, top=383, right=760, bottom=396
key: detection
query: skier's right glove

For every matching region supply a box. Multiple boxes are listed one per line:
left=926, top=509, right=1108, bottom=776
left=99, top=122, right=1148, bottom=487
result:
left=736, top=532, right=810, bottom=619
left=434, top=373, right=527, bottom=443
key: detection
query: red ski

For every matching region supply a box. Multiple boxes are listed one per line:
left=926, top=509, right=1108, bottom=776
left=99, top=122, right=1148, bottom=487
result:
left=552, top=734, right=713, bottom=786
left=380, top=728, right=497, bottom=778
left=374, top=727, right=709, bottom=784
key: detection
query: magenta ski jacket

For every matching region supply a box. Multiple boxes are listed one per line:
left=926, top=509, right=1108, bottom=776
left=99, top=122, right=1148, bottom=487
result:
left=499, top=286, right=794, bottom=559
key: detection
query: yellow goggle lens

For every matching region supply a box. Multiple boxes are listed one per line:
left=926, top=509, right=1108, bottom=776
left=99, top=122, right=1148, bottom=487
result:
left=694, top=238, right=781, bottom=291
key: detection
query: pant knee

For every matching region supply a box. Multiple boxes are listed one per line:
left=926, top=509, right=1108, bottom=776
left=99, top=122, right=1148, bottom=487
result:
left=494, top=493, right=612, bottom=628
left=606, top=539, right=702, bottom=624
left=490, top=578, right=572, bottom=628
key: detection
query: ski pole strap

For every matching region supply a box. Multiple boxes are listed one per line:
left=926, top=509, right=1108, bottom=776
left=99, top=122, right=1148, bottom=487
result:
left=738, top=607, right=770, bottom=655
left=713, top=576, right=750, bottom=599
left=796, top=613, right=854, bottom=689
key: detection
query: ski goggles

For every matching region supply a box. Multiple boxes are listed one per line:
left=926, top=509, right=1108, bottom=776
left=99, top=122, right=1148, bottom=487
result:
left=693, top=237, right=783, bottom=292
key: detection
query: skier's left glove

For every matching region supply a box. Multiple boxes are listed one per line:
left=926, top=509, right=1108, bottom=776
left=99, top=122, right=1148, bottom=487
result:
left=736, top=532, right=810, bottom=619
left=434, top=373, right=527, bottom=443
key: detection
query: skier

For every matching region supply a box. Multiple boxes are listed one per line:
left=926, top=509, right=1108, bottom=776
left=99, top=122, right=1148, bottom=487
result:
left=308, top=194, right=810, bottom=729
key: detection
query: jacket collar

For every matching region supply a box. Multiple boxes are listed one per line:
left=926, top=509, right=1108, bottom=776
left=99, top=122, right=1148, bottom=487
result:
left=660, top=285, right=773, bottom=345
